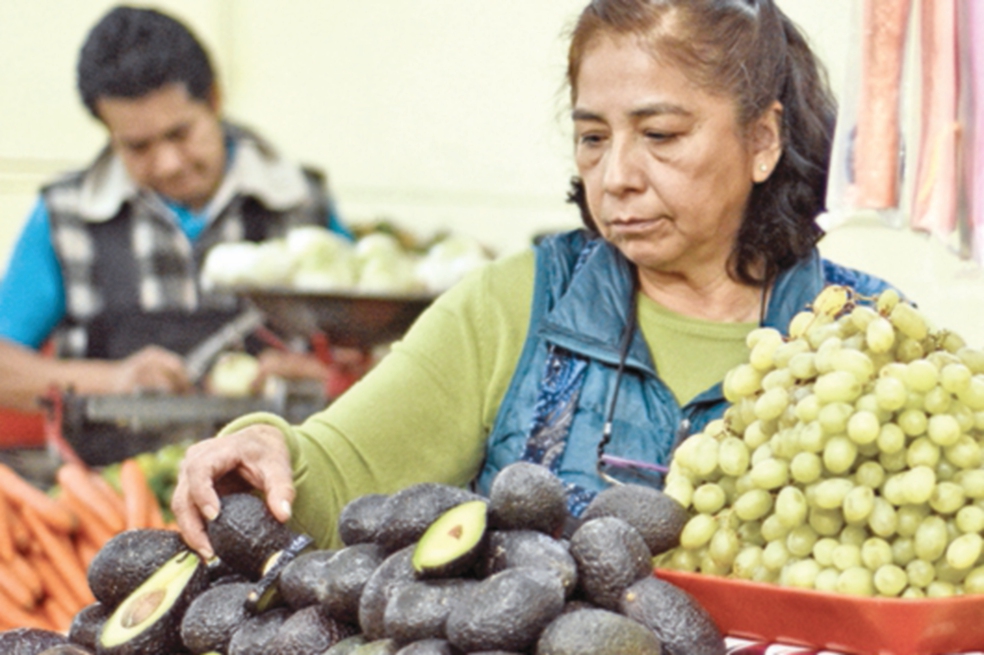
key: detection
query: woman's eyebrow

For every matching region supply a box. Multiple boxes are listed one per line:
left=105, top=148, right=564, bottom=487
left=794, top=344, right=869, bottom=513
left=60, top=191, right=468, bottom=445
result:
left=571, top=103, right=692, bottom=122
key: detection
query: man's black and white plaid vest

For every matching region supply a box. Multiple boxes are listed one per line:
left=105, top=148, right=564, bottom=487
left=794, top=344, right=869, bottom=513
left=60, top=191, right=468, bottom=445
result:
left=42, top=123, right=329, bottom=359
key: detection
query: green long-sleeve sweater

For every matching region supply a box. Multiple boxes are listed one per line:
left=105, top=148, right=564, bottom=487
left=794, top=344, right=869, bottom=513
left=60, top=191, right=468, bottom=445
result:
left=219, top=247, right=754, bottom=548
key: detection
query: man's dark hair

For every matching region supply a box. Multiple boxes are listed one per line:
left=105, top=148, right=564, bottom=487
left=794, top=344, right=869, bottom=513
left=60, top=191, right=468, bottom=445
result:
left=77, top=5, right=215, bottom=119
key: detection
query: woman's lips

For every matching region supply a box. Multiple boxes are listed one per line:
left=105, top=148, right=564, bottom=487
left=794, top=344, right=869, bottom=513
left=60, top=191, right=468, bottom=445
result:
left=605, top=217, right=662, bottom=236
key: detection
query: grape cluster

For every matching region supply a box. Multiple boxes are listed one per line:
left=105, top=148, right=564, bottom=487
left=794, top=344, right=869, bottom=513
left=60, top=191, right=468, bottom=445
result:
left=658, top=287, right=984, bottom=598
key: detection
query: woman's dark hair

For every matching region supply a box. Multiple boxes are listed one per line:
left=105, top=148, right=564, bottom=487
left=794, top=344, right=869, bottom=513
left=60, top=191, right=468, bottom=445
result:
left=77, top=5, right=215, bottom=119
left=565, top=0, right=835, bottom=286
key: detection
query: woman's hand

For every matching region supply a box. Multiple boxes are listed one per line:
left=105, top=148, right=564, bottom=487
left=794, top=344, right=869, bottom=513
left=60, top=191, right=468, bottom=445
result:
left=171, top=424, right=295, bottom=559
left=112, top=345, right=192, bottom=394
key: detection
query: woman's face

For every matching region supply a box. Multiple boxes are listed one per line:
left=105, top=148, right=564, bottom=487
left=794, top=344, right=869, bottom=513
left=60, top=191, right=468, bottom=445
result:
left=573, top=34, right=776, bottom=282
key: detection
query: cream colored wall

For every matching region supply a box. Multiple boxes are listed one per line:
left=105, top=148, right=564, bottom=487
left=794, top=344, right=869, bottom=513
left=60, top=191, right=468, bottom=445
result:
left=1, top=1, right=982, bottom=344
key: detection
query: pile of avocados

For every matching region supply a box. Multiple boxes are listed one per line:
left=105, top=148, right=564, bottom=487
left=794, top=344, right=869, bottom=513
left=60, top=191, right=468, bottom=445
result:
left=0, top=461, right=726, bottom=655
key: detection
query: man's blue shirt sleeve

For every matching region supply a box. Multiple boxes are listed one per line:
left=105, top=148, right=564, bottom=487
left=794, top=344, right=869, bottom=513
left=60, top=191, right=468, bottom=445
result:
left=0, top=198, right=67, bottom=349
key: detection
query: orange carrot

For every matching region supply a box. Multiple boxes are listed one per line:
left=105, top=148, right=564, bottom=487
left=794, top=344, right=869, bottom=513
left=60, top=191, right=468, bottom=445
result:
left=119, top=459, right=152, bottom=529
left=28, top=547, right=83, bottom=619
left=74, top=530, right=103, bottom=572
left=0, top=486, right=14, bottom=562
left=0, top=463, right=76, bottom=534
left=19, top=506, right=94, bottom=607
left=59, top=486, right=117, bottom=547
left=9, top=509, right=31, bottom=554
left=7, top=553, right=43, bottom=603
left=0, top=585, right=51, bottom=630
left=40, top=595, right=74, bottom=633
left=85, top=469, right=127, bottom=521
left=56, top=463, right=125, bottom=533
left=0, top=559, right=37, bottom=610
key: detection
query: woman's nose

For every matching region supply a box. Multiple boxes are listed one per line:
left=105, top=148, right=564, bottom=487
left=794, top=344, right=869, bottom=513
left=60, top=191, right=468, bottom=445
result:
left=602, top=136, right=646, bottom=195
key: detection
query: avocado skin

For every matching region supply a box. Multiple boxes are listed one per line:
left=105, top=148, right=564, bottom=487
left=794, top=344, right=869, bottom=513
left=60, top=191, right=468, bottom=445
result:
left=445, top=567, right=565, bottom=653
left=275, top=548, right=335, bottom=609
left=581, top=484, right=688, bottom=556
left=488, top=462, right=568, bottom=537
left=315, top=543, right=387, bottom=623
left=227, top=606, right=290, bottom=655
left=358, top=545, right=418, bottom=641
left=338, top=493, right=389, bottom=546
left=0, top=628, right=71, bottom=655
left=383, top=579, right=477, bottom=645
left=68, top=603, right=109, bottom=652
left=267, top=605, right=358, bottom=655
left=207, top=493, right=296, bottom=578
left=350, top=639, right=400, bottom=655
left=393, top=638, right=463, bottom=655
left=38, top=646, right=95, bottom=655
left=535, top=608, right=661, bottom=655
left=179, top=581, right=253, bottom=654
left=481, top=530, right=577, bottom=598
left=322, top=634, right=369, bottom=655
left=374, top=484, right=480, bottom=553
left=569, top=517, right=652, bottom=610
left=97, top=555, right=210, bottom=655
left=620, top=577, right=725, bottom=655
left=87, top=529, right=186, bottom=608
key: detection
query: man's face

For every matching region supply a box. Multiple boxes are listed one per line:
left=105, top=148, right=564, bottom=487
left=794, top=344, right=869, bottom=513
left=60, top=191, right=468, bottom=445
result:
left=96, top=83, right=225, bottom=210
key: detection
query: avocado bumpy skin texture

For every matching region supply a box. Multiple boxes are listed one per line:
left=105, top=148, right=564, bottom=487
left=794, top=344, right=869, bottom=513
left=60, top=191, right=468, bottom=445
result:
left=227, top=606, right=291, bottom=655
left=481, top=530, right=578, bottom=598
left=87, top=529, right=187, bottom=609
left=276, top=548, right=338, bottom=610
left=569, top=517, right=653, bottom=610
left=536, top=608, right=662, bottom=654
left=322, top=634, right=369, bottom=655
left=374, top=483, right=480, bottom=553
left=68, top=603, right=109, bottom=652
left=268, top=605, right=359, bottom=655
left=207, top=493, right=296, bottom=578
left=309, top=544, right=386, bottom=624
left=38, top=646, right=95, bottom=655
left=488, top=462, right=568, bottom=537
left=338, top=493, right=389, bottom=546
left=580, top=484, right=688, bottom=556
left=358, top=546, right=419, bottom=641
left=383, top=578, right=478, bottom=645
left=620, top=577, right=726, bottom=655
left=0, top=628, right=71, bottom=655
left=444, top=567, right=565, bottom=653
left=179, top=581, right=253, bottom=654
left=392, top=638, right=462, bottom=655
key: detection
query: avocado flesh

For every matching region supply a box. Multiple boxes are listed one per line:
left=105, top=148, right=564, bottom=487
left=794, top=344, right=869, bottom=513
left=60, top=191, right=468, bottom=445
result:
left=99, top=550, right=204, bottom=651
left=412, top=500, right=487, bottom=578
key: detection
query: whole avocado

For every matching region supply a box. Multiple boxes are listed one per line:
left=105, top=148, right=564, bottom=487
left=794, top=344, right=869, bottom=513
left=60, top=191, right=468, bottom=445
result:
left=580, top=484, right=688, bottom=556
left=568, top=517, right=652, bottom=610
left=536, top=608, right=661, bottom=654
left=620, top=577, right=725, bottom=655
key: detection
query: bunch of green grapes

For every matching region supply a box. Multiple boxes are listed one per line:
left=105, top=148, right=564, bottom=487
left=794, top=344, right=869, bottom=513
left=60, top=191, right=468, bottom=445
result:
left=657, top=286, right=984, bottom=599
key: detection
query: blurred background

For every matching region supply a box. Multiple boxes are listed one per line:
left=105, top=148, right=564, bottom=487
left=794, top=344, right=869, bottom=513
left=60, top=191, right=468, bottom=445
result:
left=0, top=0, right=981, bottom=343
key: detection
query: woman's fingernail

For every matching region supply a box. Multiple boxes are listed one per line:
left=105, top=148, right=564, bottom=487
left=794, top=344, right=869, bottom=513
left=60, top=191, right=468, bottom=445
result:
left=203, top=505, right=219, bottom=521
left=281, top=500, right=292, bottom=519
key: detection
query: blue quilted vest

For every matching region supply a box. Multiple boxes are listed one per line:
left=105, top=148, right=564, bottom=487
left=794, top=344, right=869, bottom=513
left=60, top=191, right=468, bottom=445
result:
left=476, top=230, right=894, bottom=516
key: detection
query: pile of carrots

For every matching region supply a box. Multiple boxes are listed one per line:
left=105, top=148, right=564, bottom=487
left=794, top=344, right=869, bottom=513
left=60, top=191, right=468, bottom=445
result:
left=0, top=457, right=169, bottom=633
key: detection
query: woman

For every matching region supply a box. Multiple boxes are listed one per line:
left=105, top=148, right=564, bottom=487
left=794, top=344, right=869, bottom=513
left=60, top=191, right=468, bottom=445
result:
left=172, top=0, right=895, bottom=556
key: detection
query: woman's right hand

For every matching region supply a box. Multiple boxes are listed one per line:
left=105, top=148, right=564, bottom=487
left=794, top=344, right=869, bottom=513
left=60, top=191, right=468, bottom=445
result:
left=170, top=424, right=295, bottom=559
left=112, top=345, right=192, bottom=394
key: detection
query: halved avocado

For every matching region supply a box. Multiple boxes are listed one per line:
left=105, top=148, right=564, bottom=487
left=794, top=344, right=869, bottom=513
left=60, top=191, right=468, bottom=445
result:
left=412, top=500, right=488, bottom=578
left=207, top=493, right=297, bottom=578
left=374, top=484, right=480, bottom=553
left=98, top=549, right=209, bottom=655
left=86, top=529, right=187, bottom=608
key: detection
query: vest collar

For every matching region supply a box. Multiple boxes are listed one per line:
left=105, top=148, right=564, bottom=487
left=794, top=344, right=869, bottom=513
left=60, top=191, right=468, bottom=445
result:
left=75, top=122, right=310, bottom=223
left=539, top=236, right=826, bottom=376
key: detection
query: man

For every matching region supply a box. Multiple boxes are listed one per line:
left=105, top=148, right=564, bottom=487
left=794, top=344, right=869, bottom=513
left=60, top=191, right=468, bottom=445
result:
left=0, top=5, right=350, bottom=412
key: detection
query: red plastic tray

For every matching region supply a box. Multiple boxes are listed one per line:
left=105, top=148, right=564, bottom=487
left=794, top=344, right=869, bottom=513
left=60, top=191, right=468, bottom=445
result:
left=655, top=569, right=984, bottom=655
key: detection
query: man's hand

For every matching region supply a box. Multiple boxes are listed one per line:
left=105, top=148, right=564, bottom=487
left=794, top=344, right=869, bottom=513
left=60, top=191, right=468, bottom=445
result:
left=112, top=345, right=192, bottom=394
left=171, top=423, right=295, bottom=559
